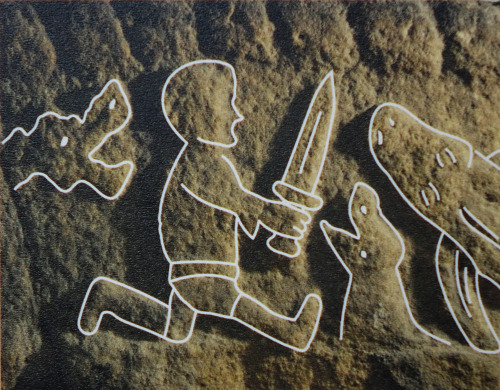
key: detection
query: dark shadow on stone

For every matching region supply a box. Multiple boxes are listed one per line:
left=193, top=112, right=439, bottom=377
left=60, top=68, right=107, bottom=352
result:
left=109, top=70, right=181, bottom=301
left=431, top=3, right=473, bottom=87
left=194, top=2, right=232, bottom=58
left=241, top=340, right=296, bottom=390
left=32, top=2, right=95, bottom=110
left=365, top=354, right=405, bottom=390
left=265, top=2, right=301, bottom=70
left=252, top=85, right=315, bottom=199
left=195, top=314, right=255, bottom=343
left=12, top=286, right=91, bottom=390
left=479, top=276, right=500, bottom=311
left=13, top=347, right=70, bottom=390
left=112, top=2, right=159, bottom=69
left=238, top=228, right=286, bottom=274
left=307, top=196, right=350, bottom=339
left=346, top=3, right=386, bottom=77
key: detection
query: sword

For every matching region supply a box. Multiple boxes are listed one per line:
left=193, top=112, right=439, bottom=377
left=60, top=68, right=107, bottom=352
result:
left=267, top=71, right=336, bottom=258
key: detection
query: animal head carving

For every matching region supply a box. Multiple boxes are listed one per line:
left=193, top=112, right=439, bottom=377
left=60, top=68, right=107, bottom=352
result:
left=2, top=79, right=135, bottom=200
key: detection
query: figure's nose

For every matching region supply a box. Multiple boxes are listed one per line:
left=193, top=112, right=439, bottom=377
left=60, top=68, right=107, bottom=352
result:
left=233, top=107, right=244, bottom=124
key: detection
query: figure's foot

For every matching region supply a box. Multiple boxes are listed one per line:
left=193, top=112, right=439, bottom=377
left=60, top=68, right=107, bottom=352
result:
left=232, top=293, right=322, bottom=352
left=78, top=277, right=114, bottom=336
left=77, top=277, right=170, bottom=338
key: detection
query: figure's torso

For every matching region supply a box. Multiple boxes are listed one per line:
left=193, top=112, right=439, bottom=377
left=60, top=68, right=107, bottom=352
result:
left=160, top=149, right=238, bottom=264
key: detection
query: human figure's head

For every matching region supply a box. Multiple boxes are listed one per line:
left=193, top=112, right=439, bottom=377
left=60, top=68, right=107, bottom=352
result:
left=162, top=60, right=244, bottom=147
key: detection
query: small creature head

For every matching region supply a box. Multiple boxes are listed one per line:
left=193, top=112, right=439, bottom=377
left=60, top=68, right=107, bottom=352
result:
left=321, top=182, right=404, bottom=274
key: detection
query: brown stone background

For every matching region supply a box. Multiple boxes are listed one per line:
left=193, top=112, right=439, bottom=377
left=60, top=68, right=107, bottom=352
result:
left=1, top=1, right=499, bottom=389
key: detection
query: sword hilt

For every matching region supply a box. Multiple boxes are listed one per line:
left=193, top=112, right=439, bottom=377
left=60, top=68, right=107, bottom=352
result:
left=266, top=182, right=323, bottom=258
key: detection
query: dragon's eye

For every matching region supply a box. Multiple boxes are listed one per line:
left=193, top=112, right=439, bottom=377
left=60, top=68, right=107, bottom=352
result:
left=60, top=136, right=69, bottom=147
left=109, top=99, right=116, bottom=110
left=360, top=250, right=367, bottom=259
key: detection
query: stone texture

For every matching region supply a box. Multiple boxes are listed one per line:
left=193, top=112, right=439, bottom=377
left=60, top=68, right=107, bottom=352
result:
left=1, top=1, right=499, bottom=389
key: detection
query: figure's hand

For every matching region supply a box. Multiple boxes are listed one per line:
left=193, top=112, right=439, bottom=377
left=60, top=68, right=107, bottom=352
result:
left=260, top=202, right=311, bottom=238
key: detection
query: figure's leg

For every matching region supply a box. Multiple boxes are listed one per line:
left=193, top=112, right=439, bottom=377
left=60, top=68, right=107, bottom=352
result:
left=170, top=270, right=322, bottom=352
left=230, top=292, right=323, bottom=352
left=164, top=290, right=197, bottom=343
left=78, top=277, right=172, bottom=339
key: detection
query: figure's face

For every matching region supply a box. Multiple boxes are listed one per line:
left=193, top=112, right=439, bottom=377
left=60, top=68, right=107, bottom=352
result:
left=163, top=62, right=244, bottom=147
left=197, top=72, right=243, bottom=147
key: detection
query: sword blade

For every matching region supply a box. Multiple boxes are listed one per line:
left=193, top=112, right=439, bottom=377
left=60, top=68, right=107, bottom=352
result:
left=281, top=71, right=336, bottom=194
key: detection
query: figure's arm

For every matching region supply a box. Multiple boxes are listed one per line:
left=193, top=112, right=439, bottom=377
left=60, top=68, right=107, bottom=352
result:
left=181, top=153, right=310, bottom=238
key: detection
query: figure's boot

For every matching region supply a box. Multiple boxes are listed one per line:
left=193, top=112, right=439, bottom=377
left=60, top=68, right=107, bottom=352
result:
left=77, top=277, right=170, bottom=338
left=231, top=293, right=322, bottom=352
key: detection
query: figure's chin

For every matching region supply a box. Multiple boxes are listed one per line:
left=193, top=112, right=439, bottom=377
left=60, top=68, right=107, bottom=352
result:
left=197, top=135, right=237, bottom=147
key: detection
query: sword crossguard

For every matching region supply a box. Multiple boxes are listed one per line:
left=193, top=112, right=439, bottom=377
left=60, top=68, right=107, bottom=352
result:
left=272, top=181, right=323, bottom=211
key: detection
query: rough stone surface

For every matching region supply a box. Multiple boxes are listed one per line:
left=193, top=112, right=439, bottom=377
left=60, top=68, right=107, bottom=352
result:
left=1, top=1, right=499, bottom=389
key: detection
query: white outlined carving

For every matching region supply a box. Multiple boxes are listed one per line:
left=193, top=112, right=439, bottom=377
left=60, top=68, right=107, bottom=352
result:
left=369, top=102, right=500, bottom=353
left=369, top=102, right=500, bottom=257
left=320, top=182, right=450, bottom=344
left=78, top=60, right=325, bottom=352
left=269, top=71, right=336, bottom=257
left=486, top=148, right=500, bottom=161
left=435, top=233, right=500, bottom=354
left=2, top=79, right=134, bottom=200
left=369, top=103, right=499, bottom=250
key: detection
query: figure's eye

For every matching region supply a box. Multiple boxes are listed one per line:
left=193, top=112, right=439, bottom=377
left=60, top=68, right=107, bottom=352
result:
left=389, top=117, right=395, bottom=127
left=360, top=205, right=367, bottom=215
left=360, top=250, right=367, bottom=259
left=109, top=99, right=116, bottom=110
left=60, top=136, right=69, bottom=147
